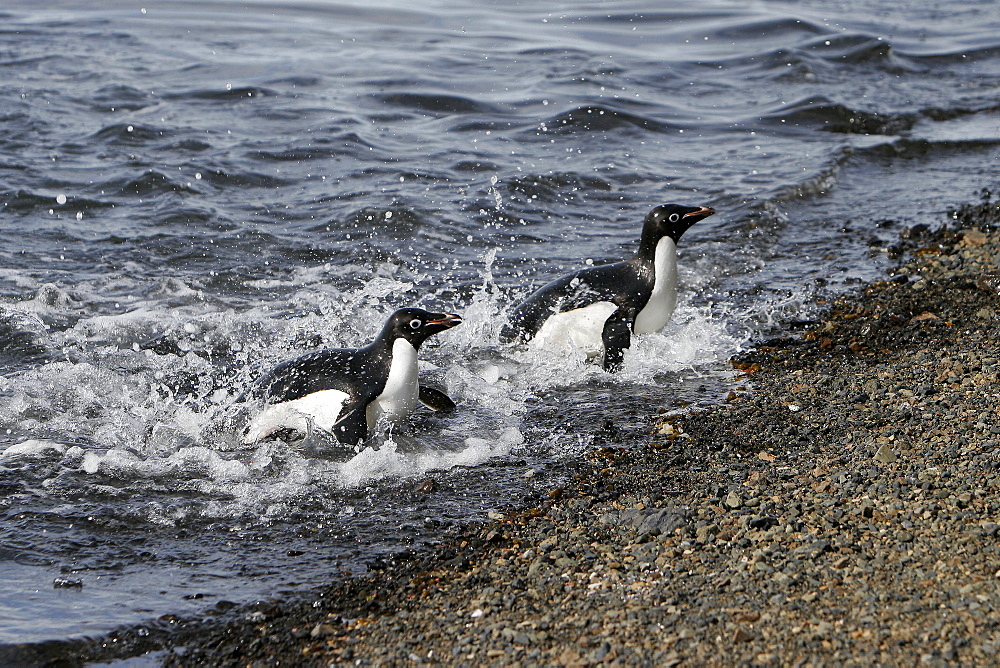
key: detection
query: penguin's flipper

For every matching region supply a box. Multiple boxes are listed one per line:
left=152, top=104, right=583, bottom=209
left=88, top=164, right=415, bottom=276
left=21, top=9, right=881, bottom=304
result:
left=330, top=404, right=370, bottom=446
left=601, top=311, right=633, bottom=373
left=418, top=385, right=456, bottom=413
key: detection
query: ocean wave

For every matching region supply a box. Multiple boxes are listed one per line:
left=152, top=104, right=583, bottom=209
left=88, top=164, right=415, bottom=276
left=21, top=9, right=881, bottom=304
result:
left=707, top=16, right=827, bottom=41
left=341, top=206, right=426, bottom=240
left=767, top=148, right=852, bottom=204
left=261, top=75, right=323, bottom=88
left=799, top=33, right=897, bottom=65
left=110, top=170, right=199, bottom=197
left=683, top=31, right=920, bottom=76
left=531, top=104, right=673, bottom=135
left=902, top=41, right=1000, bottom=64
left=922, top=102, right=1000, bottom=122
left=0, top=188, right=111, bottom=215
left=497, top=172, right=613, bottom=205
left=161, top=138, right=213, bottom=152
left=852, top=135, right=1000, bottom=160
left=0, top=189, right=57, bottom=212
left=249, top=143, right=358, bottom=163
left=90, top=122, right=169, bottom=145
left=194, top=167, right=289, bottom=189
left=759, top=95, right=1000, bottom=139
left=371, top=92, right=502, bottom=115
left=758, top=96, right=918, bottom=135
left=88, top=83, right=153, bottom=112
left=164, top=85, right=277, bottom=102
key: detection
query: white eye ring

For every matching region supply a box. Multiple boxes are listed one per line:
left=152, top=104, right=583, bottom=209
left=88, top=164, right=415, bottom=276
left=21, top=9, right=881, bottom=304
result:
left=409, top=318, right=422, bottom=329
left=668, top=213, right=681, bottom=223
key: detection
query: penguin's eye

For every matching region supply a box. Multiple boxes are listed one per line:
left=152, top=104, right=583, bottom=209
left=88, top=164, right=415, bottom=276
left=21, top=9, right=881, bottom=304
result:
left=668, top=213, right=680, bottom=223
left=409, top=318, right=423, bottom=329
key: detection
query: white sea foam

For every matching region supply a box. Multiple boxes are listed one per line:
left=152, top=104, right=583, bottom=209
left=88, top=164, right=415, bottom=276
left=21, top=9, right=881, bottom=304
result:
left=0, top=439, right=67, bottom=459
left=80, top=445, right=253, bottom=481
left=0, top=251, right=743, bottom=527
left=336, top=426, right=524, bottom=488
left=620, top=302, right=744, bottom=384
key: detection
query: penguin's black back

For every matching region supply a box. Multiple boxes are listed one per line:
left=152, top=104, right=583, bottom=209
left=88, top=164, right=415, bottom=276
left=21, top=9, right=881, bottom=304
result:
left=253, top=342, right=391, bottom=406
left=501, top=258, right=649, bottom=341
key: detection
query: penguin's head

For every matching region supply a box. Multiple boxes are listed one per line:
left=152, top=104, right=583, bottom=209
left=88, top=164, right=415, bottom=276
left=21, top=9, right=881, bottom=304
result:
left=645, top=203, right=716, bottom=243
left=383, top=307, right=463, bottom=348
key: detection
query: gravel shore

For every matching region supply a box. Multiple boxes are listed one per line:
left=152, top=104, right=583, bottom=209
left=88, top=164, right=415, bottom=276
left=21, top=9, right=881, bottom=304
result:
left=96, top=192, right=1000, bottom=666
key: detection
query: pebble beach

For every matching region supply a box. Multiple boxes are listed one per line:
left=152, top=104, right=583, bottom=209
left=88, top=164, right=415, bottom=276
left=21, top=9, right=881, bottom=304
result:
left=56, top=191, right=1000, bottom=666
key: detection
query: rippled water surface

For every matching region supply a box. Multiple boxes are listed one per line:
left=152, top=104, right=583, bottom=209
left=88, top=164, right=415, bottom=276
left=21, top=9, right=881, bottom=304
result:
left=1, top=0, right=998, bottom=651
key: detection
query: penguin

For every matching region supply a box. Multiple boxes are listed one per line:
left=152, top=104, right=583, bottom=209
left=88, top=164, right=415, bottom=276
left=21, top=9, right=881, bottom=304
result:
left=242, top=307, right=462, bottom=446
left=500, top=203, right=716, bottom=371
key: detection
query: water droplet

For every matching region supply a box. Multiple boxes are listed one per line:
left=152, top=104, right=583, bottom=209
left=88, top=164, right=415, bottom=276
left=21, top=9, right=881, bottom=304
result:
left=55, top=194, right=67, bottom=205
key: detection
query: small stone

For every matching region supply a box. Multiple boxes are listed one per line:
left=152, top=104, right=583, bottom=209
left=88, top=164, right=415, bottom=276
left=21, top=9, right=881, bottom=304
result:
left=696, top=523, right=720, bottom=541
left=976, top=307, right=996, bottom=320
left=725, top=491, right=743, bottom=509
left=732, top=628, right=754, bottom=643
left=311, top=623, right=337, bottom=638
left=794, top=539, right=832, bottom=560
left=874, top=444, right=898, bottom=464
left=749, top=516, right=779, bottom=531
left=961, top=228, right=988, bottom=247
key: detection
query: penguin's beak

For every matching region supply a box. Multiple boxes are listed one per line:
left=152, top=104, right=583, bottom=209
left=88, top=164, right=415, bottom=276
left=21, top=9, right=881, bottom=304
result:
left=684, top=205, right=716, bottom=220
left=427, top=313, right=463, bottom=329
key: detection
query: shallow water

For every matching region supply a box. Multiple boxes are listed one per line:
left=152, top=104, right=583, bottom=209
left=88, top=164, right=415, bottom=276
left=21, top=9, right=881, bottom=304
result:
left=1, top=0, right=998, bottom=650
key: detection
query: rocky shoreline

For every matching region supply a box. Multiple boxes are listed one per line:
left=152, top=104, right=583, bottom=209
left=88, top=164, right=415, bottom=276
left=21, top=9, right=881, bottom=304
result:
left=63, top=192, right=1000, bottom=666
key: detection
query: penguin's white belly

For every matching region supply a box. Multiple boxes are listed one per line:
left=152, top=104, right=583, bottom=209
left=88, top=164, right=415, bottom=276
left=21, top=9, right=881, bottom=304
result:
left=531, top=301, right=617, bottom=357
left=366, top=338, right=419, bottom=427
left=633, top=290, right=674, bottom=335
left=633, top=237, right=677, bottom=335
left=243, top=388, right=350, bottom=444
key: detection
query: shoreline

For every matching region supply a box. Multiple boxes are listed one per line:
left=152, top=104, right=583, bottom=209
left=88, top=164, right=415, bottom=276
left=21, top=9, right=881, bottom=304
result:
left=28, top=192, right=1000, bottom=666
